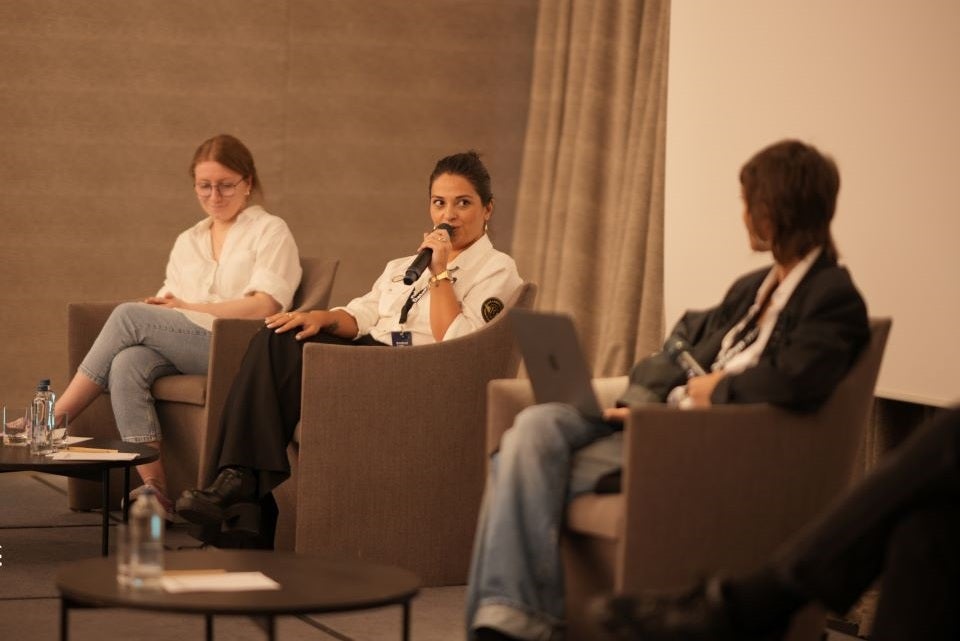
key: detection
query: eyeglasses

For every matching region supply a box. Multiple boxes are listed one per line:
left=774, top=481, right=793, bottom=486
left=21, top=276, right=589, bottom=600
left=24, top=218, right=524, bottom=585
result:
left=194, top=178, right=246, bottom=198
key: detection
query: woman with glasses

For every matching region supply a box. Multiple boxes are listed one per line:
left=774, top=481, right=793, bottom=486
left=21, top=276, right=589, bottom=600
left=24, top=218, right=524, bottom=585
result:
left=54, top=134, right=302, bottom=518
left=176, top=150, right=523, bottom=547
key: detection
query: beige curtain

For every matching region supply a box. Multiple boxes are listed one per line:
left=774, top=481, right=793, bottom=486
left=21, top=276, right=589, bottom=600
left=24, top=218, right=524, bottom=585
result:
left=512, top=0, right=670, bottom=375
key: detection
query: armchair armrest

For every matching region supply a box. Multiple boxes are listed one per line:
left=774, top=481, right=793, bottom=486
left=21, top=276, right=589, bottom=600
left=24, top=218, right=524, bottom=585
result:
left=67, top=301, right=126, bottom=376
left=66, top=301, right=127, bottom=509
left=66, top=301, right=130, bottom=443
left=197, top=318, right=264, bottom=486
left=485, top=378, right=535, bottom=456
left=618, top=402, right=863, bottom=591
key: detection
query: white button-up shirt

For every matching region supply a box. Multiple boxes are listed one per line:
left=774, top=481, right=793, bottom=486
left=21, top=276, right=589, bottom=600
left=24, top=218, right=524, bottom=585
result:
left=158, top=205, right=302, bottom=331
left=336, top=234, right=522, bottom=345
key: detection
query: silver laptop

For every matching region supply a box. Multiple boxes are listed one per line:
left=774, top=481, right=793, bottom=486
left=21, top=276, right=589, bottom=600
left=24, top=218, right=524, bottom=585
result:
left=509, top=309, right=604, bottom=419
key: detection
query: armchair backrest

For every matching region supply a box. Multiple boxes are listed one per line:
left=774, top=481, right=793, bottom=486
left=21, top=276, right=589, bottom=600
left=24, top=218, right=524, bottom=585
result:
left=292, top=257, right=340, bottom=311
left=810, top=317, right=892, bottom=464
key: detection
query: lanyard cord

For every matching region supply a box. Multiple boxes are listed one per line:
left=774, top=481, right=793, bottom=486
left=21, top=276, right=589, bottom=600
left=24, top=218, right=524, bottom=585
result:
left=399, top=286, right=429, bottom=326
left=714, top=282, right=779, bottom=370
left=399, top=290, right=415, bottom=325
left=397, top=266, right=458, bottom=326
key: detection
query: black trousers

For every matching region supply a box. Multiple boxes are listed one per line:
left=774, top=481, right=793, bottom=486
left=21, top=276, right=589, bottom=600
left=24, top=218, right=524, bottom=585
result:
left=778, top=407, right=960, bottom=639
left=215, top=327, right=386, bottom=497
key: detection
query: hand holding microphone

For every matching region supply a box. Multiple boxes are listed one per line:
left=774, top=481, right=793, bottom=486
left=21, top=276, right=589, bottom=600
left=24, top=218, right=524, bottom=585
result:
left=404, top=223, right=455, bottom=284
left=664, top=337, right=707, bottom=379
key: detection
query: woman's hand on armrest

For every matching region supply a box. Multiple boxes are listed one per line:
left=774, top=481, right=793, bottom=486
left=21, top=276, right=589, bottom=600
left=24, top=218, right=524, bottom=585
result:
left=265, top=309, right=359, bottom=341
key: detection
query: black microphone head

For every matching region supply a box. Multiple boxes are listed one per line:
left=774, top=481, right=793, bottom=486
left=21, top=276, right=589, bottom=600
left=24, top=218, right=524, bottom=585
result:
left=664, top=336, right=706, bottom=377
left=435, top=222, right=455, bottom=238
left=403, top=253, right=430, bottom=285
left=664, top=337, right=690, bottom=360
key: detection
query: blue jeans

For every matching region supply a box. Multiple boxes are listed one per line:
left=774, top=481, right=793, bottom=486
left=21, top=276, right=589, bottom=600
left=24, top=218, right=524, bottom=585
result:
left=78, top=303, right=211, bottom=442
left=465, top=403, right=622, bottom=640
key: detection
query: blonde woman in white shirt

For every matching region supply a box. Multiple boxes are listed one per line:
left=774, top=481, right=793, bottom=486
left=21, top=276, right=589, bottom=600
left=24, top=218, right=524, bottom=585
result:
left=54, top=134, right=302, bottom=516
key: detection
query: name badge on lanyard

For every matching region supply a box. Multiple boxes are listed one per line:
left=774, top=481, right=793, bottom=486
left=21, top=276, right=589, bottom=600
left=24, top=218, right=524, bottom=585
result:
left=391, top=331, right=413, bottom=346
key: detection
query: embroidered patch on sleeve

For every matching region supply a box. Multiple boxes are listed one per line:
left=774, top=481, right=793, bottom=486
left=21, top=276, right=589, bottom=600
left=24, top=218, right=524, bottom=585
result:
left=481, top=297, right=505, bottom=322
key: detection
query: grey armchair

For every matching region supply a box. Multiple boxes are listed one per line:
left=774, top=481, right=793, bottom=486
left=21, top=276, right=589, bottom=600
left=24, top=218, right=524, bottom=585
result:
left=66, top=257, right=339, bottom=510
left=282, top=282, right=537, bottom=586
left=484, top=317, right=891, bottom=640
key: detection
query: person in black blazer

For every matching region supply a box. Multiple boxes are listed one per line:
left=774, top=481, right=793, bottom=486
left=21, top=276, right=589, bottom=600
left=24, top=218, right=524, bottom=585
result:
left=619, top=247, right=868, bottom=411
left=466, top=140, right=870, bottom=641
left=595, top=406, right=960, bottom=641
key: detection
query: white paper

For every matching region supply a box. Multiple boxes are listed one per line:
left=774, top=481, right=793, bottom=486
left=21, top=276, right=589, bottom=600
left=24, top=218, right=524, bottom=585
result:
left=160, top=571, right=281, bottom=593
left=62, top=436, right=94, bottom=445
left=49, top=451, right=139, bottom=461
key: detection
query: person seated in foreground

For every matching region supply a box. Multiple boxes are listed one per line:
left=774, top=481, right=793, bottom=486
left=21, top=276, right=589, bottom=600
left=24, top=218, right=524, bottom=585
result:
left=175, top=150, right=523, bottom=546
left=466, top=139, right=870, bottom=641
left=594, top=405, right=960, bottom=641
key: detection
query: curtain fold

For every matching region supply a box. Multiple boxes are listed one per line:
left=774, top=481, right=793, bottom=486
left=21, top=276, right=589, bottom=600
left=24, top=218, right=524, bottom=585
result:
left=512, top=0, right=670, bottom=375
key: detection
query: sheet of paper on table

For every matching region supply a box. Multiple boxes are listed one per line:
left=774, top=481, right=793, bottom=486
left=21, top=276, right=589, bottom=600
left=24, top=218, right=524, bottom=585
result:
left=160, top=571, right=281, bottom=593
left=49, top=451, right=139, bottom=461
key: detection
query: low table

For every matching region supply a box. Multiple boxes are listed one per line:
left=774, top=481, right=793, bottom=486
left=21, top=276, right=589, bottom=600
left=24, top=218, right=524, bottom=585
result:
left=0, top=439, right=158, bottom=556
left=57, top=549, right=420, bottom=641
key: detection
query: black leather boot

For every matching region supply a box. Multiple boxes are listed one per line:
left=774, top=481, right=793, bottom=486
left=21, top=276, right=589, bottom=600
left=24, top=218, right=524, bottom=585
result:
left=176, top=467, right=257, bottom=526
left=186, top=495, right=277, bottom=549
left=217, top=502, right=270, bottom=549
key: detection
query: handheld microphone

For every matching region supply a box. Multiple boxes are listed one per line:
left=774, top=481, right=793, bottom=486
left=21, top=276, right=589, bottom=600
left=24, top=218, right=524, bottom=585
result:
left=403, top=223, right=455, bottom=285
left=664, top=337, right=707, bottom=379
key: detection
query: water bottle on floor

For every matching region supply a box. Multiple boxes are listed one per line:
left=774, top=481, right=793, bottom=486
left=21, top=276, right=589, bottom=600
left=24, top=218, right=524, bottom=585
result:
left=28, top=379, right=56, bottom=455
left=129, top=487, right=165, bottom=589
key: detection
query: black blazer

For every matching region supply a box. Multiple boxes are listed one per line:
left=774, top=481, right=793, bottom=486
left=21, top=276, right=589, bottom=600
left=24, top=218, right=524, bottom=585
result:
left=620, top=251, right=869, bottom=411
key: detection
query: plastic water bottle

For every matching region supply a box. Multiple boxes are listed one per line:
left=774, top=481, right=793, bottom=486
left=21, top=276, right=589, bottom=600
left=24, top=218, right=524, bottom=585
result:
left=28, top=379, right=56, bottom=455
left=129, top=487, right=165, bottom=589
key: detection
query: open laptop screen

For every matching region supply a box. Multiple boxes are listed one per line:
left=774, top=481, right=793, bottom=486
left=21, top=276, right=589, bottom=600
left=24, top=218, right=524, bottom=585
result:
left=508, top=309, right=604, bottom=420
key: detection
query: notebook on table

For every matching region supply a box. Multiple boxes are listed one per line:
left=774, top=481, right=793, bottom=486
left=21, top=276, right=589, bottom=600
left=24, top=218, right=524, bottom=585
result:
left=508, top=309, right=604, bottom=420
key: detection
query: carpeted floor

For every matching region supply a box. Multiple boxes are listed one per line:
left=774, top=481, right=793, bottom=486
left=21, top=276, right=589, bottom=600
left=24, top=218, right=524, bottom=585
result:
left=0, top=471, right=466, bottom=640
left=0, top=472, right=101, bottom=528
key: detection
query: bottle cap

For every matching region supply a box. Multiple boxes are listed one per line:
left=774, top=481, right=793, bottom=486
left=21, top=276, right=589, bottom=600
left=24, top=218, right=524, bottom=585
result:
left=38, top=379, right=51, bottom=389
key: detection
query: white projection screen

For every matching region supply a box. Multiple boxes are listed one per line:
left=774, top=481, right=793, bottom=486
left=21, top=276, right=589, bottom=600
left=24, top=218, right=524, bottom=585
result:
left=664, top=1, right=960, bottom=407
